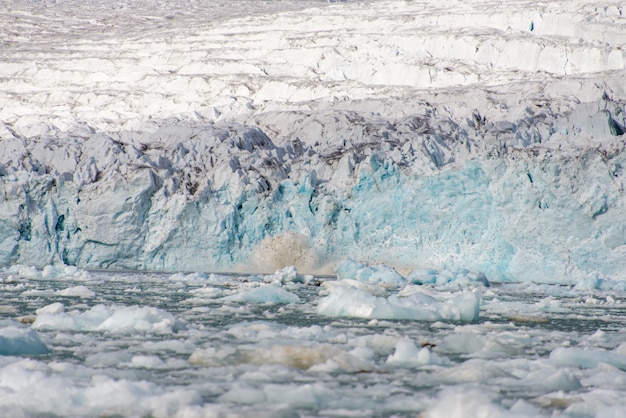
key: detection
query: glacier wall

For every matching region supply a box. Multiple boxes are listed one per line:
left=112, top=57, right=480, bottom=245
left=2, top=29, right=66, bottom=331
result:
left=1, top=0, right=626, bottom=283
left=2, top=89, right=626, bottom=283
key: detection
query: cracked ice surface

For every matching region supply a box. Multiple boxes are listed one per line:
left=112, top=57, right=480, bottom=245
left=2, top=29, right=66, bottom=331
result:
left=1, top=0, right=626, bottom=284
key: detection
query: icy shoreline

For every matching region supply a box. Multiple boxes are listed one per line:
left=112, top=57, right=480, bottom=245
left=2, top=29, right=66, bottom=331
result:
left=1, top=0, right=626, bottom=284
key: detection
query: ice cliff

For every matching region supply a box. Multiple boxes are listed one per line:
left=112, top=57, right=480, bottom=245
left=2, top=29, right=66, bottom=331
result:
left=1, top=0, right=626, bottom=283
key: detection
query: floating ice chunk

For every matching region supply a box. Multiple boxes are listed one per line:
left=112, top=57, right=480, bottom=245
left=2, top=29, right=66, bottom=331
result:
left=386, top=338, right=444, bottom=367
left=168, top=272, right=207, bottom=281
left=57, top=285, right=95, bottom=298
left=224, top=321, right=330, bottom=343
left=437, top=331, right=520, bottom=359
left=264, top=265, right=315, bottom=286
left=509, top=399, right=542, bottom=416
left=335, top=259, right=406, bottom=288
left=522, top=369, right=582, bottom=393
left=98, top=307, right=182, bottom=333
left=350, top=334, right=399, bottom=354
left=322, top=277, right=388, bottom=296
left=33, top=304, right=184, bottom=334
left=549, top=347, right=626, bottom=370
left=406, top=269, right=439, bottom=285
left=128, top=355, right=187, bottom=370
left=264, top=382, right=333, bottom=409
left=581, top=362, right=626, bottom=389
left=482, top=296, right=566, bottom=318
left=218, top=383, right=266, bottom=405
left=386, top=338, right=421, bottom=365
left=440, top=269, right=490, bottom=287
left=7, top=265, right=40, bottom=279
left=189, top=344, right=341, bottom=370
left=439, top=333, right=486, bottom=355
left=0, top=321, right=48, bottom=355
left=188, top=287, right=223, bottom=299
left=424, top=387, right=522, bottom=418
left=266, top=265, right=298, bottom=283
left=223, top=285, right=300, bottom=304
left=317, top=284, right=480, bottom=322
left=85, top=351, right=133, bottom=368
left=0, top=359, right=200, bottom=417
left=36, top=302, right=65, bottom=315
left=42, top=265, right=91, bottom=280
left=218, top=382, right=331, bottom=409
left=594, top=405, right=626, bottom=418
left=556, top=387, right=626, bottom=416
left=167, top=271, right=228, bottom=286
left=309, top=346, right=376, bottom=373
left=407, top=268, right=490, bottom=287
left=434, top=358, right=513, bottom=383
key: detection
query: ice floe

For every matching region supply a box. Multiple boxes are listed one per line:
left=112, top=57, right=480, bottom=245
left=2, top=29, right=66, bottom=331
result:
left=317, top=282, right=481, bottom=322
left=32, top=303, right=184, bottom=334
left=0, top=321, right=49, bottom=356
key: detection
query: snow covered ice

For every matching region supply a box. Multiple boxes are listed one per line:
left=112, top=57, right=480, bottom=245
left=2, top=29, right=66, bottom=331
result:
left=2, top=0, right=626, bottom=415
left=2, top=0, right=626, bottom=283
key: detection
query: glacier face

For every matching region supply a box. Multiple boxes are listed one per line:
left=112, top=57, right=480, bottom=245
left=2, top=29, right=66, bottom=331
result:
left=1, top=0, right=626, bottom=283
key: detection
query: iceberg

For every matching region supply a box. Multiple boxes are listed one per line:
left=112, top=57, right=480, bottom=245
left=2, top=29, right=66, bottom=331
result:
left=335, top=259, right=406, bottom=288
left=0, top=321, right=49, bottom=356
left=32, top=303, right=185, bottom=334
left=550, top=347, right=626, bottom=370
left=223, top=285, right=301, bottom=304
left=317, top=282, right=481, bottom=322
left=386, top=338, right=445, bottom=368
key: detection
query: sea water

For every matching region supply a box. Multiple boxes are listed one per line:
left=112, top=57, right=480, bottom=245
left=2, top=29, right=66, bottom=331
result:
left=1, top=266, right=626, bottom=417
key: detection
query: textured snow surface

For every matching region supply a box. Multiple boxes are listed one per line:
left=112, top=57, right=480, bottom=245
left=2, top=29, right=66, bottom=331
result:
left=1, top=0, right=626, bottom=283
left=1, top=267, right=626, bottom=416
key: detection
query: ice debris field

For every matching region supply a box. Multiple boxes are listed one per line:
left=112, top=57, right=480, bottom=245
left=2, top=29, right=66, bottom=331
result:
left=2, top=0, right=626, bottom=416
left=2, top=264, right=626, bottom=417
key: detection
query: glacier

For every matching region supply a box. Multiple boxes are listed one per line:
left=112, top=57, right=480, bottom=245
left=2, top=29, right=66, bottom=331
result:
left=1, top=0, right=626, bottom=285
left=4, top=1, right=626, bottom=416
